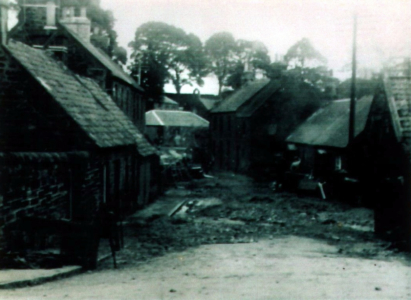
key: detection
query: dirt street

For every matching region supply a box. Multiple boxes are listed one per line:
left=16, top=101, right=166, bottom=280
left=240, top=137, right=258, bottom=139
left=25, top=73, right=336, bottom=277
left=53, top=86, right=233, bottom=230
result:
left=1, top=173, right=410, bottom=299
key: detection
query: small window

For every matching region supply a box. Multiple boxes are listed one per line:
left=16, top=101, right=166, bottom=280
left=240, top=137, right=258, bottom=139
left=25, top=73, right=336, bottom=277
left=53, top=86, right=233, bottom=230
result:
left=74, top=7, right=81, bottom=17
left=268, top=124, right=277, bottom=135
left=335, top=156, right=342, bottom=170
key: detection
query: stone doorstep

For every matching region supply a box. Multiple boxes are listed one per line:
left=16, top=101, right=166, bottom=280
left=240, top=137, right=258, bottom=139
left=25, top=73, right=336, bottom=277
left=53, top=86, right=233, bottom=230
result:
left=0, top=249, right=115, bottom=290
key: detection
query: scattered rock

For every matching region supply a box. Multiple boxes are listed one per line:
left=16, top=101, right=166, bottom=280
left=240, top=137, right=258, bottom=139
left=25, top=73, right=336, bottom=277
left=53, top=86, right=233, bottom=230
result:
left=249, top=196, right=273, bottom=203
left=322, top=219, right=337, bottom=225
left=331, top=235, right=341, bottom=241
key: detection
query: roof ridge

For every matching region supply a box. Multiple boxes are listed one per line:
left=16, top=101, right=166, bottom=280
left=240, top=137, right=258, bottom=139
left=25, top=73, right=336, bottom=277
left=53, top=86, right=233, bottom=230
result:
left=5, top=40, right=155, bottom=154
left=59, top=23, right=143, bottom=91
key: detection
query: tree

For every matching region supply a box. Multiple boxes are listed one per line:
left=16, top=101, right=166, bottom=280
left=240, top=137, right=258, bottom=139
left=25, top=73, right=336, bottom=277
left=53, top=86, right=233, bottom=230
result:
left=284, top=38, right=338, bottom=100
left=284, top=38, right=327, bottom=70
left=205, top=32, right=237, bottom=96
left=226, top=39, right=271, bottom=89
left=266, top=61, right=288, bottom=79
left=86, top=2, right=127, bottom=65
left=129, top=22, right=208, bottom=98
left=112, top=46, right=128, bottom=66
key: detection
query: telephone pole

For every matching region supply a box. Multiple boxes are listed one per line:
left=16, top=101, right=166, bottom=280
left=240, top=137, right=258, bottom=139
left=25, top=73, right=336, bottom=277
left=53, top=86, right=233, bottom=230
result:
left=349, top=14, right=357, bottom=144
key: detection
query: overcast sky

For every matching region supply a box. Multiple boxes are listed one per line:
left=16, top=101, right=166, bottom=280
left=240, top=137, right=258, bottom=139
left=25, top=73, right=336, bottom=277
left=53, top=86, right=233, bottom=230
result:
left=101, top=0, right=411, bottom=94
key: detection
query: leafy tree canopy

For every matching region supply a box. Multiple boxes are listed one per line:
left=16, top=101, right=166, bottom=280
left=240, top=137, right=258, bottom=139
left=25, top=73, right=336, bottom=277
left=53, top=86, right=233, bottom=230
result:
left=282, top=38, right=339, bottom=100
left=129, top=22, right=208, bottom=99
left=204, top=32, right=238, bottom=95
left=266, top=61, right=288, bottom=79
left=284, top=38, right=327, bottom=69
left=226, top=39, right=271, bottom=90
left=86, top=3, right=127, bottom=65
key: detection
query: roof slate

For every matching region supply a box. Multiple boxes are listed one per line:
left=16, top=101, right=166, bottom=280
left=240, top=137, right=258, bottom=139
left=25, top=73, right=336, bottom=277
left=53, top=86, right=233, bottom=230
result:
left=165, top=94, right=209, bottom=116
left=286, top=96, right=373, bottom=148
left=6, top=40, right=155, bottom=156
left=199, top=97, right=219, bottom=110
left=145, top=110, right=209, bottom=128
left=236, top=80, right=281, bottom=117
left=211, top=79, right=270, bottom=113
left=60, top=23, right=143, bottom=92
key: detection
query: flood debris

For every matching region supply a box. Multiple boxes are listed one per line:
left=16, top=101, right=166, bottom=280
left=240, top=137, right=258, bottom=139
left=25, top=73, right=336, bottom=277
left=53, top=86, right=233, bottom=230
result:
left=103, top=174, right=396, bottom=270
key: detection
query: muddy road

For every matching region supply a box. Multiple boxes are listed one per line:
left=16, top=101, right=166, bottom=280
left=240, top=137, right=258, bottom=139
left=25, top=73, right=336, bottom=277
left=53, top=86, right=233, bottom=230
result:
left=119, top=173, right=396, bottom=263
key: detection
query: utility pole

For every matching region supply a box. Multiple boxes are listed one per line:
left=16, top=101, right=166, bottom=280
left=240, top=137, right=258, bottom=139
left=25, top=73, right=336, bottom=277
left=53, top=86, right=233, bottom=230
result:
left=349, top=14, right=357, bottom=144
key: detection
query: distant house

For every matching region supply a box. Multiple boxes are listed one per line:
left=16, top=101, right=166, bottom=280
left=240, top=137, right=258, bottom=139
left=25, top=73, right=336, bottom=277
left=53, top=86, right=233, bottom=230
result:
left=0, top=39, right=156, bottom=252
left=145, top=110, right=209, bottom=150
left=165, top=92, right=220, bottom=120
left=210, top=78, right=323, bottom=175
left=286, top=96, right=373, bottom=178
left=156, top=96, right=179, bottom=110
left=0, top=1, right=159, bottom=254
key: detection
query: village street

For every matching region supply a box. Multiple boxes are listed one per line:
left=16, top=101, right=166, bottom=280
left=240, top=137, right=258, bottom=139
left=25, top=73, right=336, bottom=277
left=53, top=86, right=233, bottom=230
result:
left=1, top=173, right=410, bottom=300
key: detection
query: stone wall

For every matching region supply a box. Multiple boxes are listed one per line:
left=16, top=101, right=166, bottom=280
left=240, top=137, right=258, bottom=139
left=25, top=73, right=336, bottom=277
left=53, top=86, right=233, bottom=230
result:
left=0, top=159, right=70, bottom=250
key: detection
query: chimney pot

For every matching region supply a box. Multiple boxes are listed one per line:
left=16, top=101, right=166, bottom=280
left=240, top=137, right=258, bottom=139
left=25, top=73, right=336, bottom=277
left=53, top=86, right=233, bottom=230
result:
left=80, top=7, right=87, bottom=18
left=45, top=1, right=57, bottom=29
left=0, top=0, right=8, bottom=45
left=60, top=5, right=91, bottom=42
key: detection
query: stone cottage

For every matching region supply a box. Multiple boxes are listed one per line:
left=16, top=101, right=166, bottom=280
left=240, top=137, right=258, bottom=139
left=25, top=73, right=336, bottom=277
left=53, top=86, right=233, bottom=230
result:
left=10, top=0, right=161, bottom=201
left=0, top=0, right=157, bottom=252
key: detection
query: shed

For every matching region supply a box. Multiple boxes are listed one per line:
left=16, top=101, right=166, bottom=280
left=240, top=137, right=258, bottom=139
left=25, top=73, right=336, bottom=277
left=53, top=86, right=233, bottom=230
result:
left=145, top=110, right=209, bottom=149
left=286, top=96, right=373, bottom=177
left=210, top=77, right=323, bottom=175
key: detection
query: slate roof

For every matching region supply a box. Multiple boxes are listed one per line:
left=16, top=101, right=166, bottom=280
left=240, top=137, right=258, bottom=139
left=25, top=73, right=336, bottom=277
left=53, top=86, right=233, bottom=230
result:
left=286, top=96, right=373, bottom=148
left=199, top=97, right=220, bottom=111
left=165, top=94, right=210, bottom=116
left=211, top=79, right=270, bottom=113
left=162, top=96, right=178, bottom=106
left=60, top=23, right=143, bottom=92
left=0, top=151, right=89, bottom=162
left=236, top=80, right=281, bottom=117
left=145, top=110, right=209, bottom=128
left=5, top=40, right=155, bottom=156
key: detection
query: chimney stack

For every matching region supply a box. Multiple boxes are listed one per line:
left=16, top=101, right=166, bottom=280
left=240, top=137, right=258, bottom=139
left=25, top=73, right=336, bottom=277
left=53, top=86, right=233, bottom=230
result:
left=45, top=0, right=57, bottom=29
left=0, top=0, right=8, bottom=45
left=60, top=3, right=91, bottom=42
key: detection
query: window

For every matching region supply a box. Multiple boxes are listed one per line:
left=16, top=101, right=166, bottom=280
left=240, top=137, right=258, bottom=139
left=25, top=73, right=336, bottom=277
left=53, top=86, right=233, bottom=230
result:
left=74, top=7, right=81, bottom=17
left=335, top=156, right=342, bottom=171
